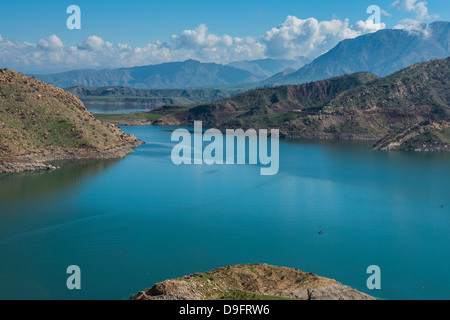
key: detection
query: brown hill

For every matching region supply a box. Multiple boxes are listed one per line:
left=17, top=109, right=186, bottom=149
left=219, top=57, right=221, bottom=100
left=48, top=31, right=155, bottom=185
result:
left=131, top=264, right=374, bottom=300
left=0, top=68, right=142, bottom=173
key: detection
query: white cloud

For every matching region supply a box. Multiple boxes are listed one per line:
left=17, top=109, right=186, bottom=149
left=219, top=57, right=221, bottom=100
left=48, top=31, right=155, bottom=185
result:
left=0, top=15, right=388, bottom=74
left=381, top=9, right=392, bottom=17
left=37, top=34, right=64, bottom=50
left=262, top=16, right=384, bottom=59
left=353, top=19, right=386, bottom=34
left=393, top=18, right=431, bottom=37
left=391, top=0, right=438, bottom=20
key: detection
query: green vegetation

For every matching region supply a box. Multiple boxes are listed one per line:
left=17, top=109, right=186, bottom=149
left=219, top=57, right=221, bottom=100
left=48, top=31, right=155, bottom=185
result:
left=218, top=290, right=294, bottom=300
left=94, top=112, right=161, bottom=122
left=131, top=263, right=375, bottom=301
left=0, top=69, right=139, bottom=158
left=67, top=86, right=233, bottom=107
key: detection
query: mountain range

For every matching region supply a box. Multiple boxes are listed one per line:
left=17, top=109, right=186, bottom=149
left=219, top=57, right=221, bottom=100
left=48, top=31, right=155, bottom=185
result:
left=227, top=58, right=310, bottom=79
left=32, top=22, right=450, bottom=91
left=120, top=57, right=449, bottom=151
left=33, top=60, right=255, bottom=89
left=265, top=21, right=450, bottom=86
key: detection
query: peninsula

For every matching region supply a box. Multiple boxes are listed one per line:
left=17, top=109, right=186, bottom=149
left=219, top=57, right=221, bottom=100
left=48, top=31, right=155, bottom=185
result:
left=0, top=69, right=143, bottom=173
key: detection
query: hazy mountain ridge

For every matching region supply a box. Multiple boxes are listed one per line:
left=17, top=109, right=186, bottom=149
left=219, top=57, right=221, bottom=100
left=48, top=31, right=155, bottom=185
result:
left=33, top=60, right=255, bottom=89
left=227, top=58, right=310, bottom=79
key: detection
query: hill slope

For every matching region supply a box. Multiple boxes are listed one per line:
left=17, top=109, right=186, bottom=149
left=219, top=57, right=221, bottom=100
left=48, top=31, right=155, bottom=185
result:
left=33, top=60, right=254, bottom=89
left=265, top=21, right=450, bottom=86
left=130, top=264, right=374, bottom=300
left=66, top=86, right=233, bottom=108
left=146, top=72, right=379, bottom=128
left=0, top=69, right=142, bottom=173
left=279, top=57, right=450, bottom=142
left=108, top=58, right=450, bottom=151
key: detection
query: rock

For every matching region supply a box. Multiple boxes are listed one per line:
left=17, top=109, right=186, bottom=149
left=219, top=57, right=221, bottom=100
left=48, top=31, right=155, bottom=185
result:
left=130, top=264, right=374, bottom=301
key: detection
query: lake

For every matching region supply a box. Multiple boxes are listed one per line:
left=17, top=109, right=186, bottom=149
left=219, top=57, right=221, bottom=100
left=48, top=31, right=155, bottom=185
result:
left=0, top=125, right=449, bottom=300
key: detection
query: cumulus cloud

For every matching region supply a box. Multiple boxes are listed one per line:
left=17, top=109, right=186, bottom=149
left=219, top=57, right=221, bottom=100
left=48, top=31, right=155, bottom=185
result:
left=0, top=15, right=387, bottom=73
left=262, top=16, right=384, bottom=59
left=391, top=0, right=438, bottom=20
left=393, top=18, right=431, bottom=36
left=37, top=34, right=64, bottom=50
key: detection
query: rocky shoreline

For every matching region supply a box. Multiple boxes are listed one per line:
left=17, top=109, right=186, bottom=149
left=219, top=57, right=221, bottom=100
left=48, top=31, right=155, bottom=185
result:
left=130, top=264, right=374, bottom=301
left=372, top=121, right=450, bottom=151
left=101, top=117, right=450, bottom=153
left=0, top=139, right=143, bottom=174
left=0, top=68, right=146, bottom=174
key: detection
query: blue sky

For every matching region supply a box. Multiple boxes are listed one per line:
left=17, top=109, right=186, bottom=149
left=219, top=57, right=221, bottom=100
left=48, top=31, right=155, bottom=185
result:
left=0, top=0, right=448, bottom=73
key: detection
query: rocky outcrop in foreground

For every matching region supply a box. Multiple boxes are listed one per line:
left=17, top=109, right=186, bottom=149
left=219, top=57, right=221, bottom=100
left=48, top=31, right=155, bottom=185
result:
left=130, top=264, right=374, bottom=300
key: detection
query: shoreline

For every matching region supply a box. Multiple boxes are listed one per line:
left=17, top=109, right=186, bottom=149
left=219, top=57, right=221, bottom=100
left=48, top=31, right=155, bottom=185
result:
left=99, top=118, right=450, bottom=152
left=0, top=139, right=144, bottom=174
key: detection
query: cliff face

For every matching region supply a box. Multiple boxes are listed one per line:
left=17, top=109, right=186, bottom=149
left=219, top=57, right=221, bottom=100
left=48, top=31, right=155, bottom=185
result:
left=130, top=264, right=374, bottom=301
left=0, top=68, right=142, bottom=173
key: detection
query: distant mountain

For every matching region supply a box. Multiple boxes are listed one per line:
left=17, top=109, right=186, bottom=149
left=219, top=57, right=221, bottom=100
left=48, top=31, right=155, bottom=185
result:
left=265, top=21, right=450, bottom=86
left=227, top=58, right=310, bottom=79
left=128, top=57, right=449, bottom=151
left=33, top=60, right=254, bottom=89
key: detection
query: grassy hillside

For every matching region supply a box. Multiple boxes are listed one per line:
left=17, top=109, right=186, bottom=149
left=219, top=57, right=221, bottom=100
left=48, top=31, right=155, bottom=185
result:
left=0, top=68, right=141, bottom=170
left=66, top=86, right=234, bottom=107
left=101, top=72, right=378, bottom=128
left=280, top=57, right=450, bottom=140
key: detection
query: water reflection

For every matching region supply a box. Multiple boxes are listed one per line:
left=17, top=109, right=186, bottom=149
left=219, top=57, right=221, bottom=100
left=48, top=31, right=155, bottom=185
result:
left=0, top=158, right=121, bottom=203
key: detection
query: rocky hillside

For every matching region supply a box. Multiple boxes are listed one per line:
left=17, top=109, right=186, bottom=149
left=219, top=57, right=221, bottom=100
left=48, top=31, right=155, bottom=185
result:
left=373, top=120, right=450, bottom=151
left=0, top=68, right=142, bottom=173
left=147, top=72, right=379, bottom=128
left=279, top=57, right=450, bottom=142
left=130, top=264, right=374, bottom=300
left=122, top=57, right=449, bottom=151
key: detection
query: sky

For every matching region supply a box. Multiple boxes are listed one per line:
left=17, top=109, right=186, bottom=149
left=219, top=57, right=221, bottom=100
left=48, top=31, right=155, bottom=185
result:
left=0, top=0, right=448, bottom=73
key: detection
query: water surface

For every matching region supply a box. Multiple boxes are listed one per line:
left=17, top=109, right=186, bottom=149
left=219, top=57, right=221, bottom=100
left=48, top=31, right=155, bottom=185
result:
left=0, top=126, right=449, bottom=300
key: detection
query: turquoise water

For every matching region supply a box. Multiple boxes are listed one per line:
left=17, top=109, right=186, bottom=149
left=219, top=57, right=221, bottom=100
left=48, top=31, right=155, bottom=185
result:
left=0, top=125, right=449, bottom=300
